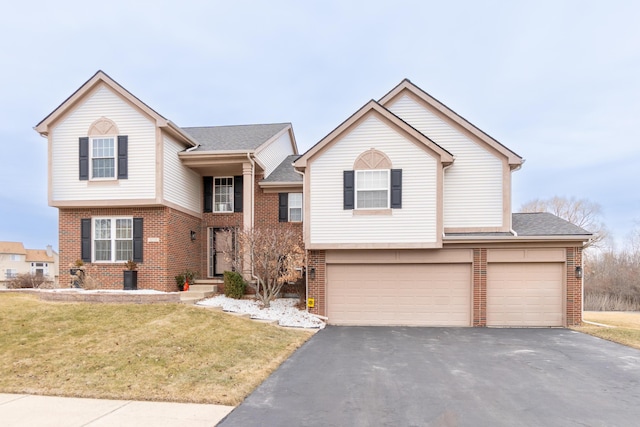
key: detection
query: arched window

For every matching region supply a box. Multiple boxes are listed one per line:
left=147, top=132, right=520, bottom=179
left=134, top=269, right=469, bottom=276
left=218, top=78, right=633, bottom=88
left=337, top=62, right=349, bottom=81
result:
left=344, top=149, right=402, bottom=210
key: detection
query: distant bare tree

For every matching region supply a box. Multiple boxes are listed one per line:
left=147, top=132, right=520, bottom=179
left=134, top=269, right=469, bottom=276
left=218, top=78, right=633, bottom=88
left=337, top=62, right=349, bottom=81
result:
left=227, top=226, right=305, bottom=308
left=519, top=196, right=607, bottom=248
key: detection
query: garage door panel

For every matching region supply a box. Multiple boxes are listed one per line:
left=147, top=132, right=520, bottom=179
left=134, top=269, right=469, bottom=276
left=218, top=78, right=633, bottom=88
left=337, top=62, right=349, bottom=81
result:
left=327, top=264, right=471, bottom=326
left=487, top=263, right=563, bottom=327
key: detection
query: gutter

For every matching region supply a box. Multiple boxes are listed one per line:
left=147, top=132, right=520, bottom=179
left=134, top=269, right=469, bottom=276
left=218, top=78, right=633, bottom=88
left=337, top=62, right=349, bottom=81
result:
left=443, top=235, right=592, bottom=243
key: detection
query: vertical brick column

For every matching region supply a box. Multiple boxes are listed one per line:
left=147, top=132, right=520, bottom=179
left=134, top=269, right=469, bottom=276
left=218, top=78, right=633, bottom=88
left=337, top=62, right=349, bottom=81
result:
left=566, top=247, right=583, bottom=326
left=307, top=250, right=326, bottom=316
left=473, top=248, right=487, bottom=327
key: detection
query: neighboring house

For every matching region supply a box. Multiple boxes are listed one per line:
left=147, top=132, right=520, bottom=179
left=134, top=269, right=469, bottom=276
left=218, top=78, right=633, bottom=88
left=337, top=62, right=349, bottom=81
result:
left=35, top=71, right=302, bottom=292
left=35, top=72, right=590, bottom=327
left=294, top=79, right=591, bottom=327
left=0, top=241, right=59, bottom=287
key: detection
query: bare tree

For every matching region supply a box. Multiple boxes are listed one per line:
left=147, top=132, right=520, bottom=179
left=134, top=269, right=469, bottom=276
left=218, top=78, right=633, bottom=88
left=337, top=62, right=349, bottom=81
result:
left=519, top=196, right=607, bottom=248
left=227, top=226, right=305, bottom=308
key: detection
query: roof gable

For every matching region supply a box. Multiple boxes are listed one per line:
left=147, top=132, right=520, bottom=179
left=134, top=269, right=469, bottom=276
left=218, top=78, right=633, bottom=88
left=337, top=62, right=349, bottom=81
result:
left=295, top=100, right=453, bottom=169
left=379, top=79, right=523, bottom=168
left=0, top=241, right=26, bottom=255
left=35, top=70, right=197, bottom=147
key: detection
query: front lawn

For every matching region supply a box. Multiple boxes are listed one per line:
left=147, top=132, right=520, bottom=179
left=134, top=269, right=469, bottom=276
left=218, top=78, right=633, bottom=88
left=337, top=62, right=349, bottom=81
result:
left=0, top=293, right=313, bottom=405
left=573, top=311, right=640, bottom=350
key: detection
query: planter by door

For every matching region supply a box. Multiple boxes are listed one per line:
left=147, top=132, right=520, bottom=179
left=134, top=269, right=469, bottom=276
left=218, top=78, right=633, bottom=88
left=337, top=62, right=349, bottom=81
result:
left=123, top=270, right=138, bottom=290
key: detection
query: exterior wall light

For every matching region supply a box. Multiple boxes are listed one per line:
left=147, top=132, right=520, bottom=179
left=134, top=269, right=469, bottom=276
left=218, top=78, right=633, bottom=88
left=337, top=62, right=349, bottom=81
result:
left=190, top=231, right=196, bottom=241
left=575, top=266, right=583, bottom=279
left=309, top=267, right=316, bottom=280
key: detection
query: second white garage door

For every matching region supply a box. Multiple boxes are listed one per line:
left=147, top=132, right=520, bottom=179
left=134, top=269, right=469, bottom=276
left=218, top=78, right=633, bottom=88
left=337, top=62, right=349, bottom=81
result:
left=487, top=263, right=564, bottom=327
left=326, top=263, right=471, bottom=326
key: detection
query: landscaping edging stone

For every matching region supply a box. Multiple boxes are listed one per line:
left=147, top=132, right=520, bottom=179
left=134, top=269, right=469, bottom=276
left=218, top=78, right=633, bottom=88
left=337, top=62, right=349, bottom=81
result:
left=0, top=289, right=180, bottom=304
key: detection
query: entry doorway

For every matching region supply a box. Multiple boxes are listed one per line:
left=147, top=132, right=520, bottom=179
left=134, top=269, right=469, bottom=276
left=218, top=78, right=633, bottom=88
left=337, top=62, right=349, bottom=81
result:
left=208, top=228, right=235, bottom=277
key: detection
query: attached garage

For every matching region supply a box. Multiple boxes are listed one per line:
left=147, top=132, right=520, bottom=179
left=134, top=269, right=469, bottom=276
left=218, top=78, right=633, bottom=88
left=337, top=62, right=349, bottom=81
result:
left=487, top=262, right=564, bottom=327
left=326, top=263, right=471, bottom=326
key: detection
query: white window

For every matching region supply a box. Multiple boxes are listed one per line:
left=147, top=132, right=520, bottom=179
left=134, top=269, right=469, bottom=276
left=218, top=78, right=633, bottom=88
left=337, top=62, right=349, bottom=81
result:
left=93, top=217, right=133, bottom=262
left=91, top=137, right=116, bottom=179
left=5, top=269, right=17, bottom=279
left=214, top=177, right=234, bottom=212
left=31, top=262, right=48, bottom=277
left=356, top=170, right=389, bottom=209
left=289, top=193, right=302, bottom=222
left=9, top=254, right=21, bottom=261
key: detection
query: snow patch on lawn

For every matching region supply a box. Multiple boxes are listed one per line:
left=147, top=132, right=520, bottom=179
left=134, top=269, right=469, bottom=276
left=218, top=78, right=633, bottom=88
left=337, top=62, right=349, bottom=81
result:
left=197, top=295, right=325, bottom=329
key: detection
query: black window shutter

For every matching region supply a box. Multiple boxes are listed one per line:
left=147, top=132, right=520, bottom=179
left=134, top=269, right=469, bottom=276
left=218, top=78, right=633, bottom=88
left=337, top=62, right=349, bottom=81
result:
left=117, top=136, right=128, bottom=179
left=79, top=137, right=89, bottom=180
left=278, top=193, right=288, bottom=222
left=391, top=169, right=402, bottom=209
left=344, top=170, right=354, bottom=210
left=234, top=175, right=243, bottom=212
left=203, top=177, right=213, bottom=213
left=81, top=218, right=91, bottom=262
left=133, top=218, right=143, bottom=263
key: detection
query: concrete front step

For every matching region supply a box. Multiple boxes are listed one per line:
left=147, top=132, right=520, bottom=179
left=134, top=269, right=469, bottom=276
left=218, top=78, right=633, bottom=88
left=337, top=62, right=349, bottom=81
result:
left=179, top=284, right=218, bottom=305
left=188, top=284, right=218, bottom=293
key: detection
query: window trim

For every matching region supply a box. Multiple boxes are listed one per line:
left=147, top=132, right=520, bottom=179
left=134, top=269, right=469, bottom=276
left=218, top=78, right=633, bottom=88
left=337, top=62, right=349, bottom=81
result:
left=288, top=192, right=303, bottom=222
left=90, top=136, right=117, bottom=181
left=214, top=177, right=234, bottom=213
left=92, top=216, right=134, bottom=263
left=355, top=169, right=390, bottom=210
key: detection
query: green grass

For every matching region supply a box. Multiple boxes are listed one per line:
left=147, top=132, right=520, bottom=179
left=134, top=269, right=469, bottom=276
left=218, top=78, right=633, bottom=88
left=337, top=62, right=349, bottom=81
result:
left=0, top=293, right=313, bottom=405
left=572, top=311, right=640, bottom=350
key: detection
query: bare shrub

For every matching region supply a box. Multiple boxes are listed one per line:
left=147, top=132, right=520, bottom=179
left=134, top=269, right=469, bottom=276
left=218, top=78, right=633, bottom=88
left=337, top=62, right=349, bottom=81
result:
left=7, top=273, right=54, bottom=289
left=227, top=226, right=305, bottom=308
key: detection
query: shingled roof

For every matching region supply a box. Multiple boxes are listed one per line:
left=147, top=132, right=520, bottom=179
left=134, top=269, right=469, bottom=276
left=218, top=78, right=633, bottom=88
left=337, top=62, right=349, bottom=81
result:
left=262, top=155, right=302, bottom=183
left=182, top=123, right=290, bottom=151
left=512, top=212, right=592, bottom=236
left=0, top=241, right=26, bottom=255
left=445, top=213, right=592, bottom=239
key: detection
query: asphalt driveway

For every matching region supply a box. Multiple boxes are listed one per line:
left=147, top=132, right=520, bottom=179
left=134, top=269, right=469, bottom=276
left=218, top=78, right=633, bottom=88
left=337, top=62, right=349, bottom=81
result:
left=218, top=327, right=640, bottom=426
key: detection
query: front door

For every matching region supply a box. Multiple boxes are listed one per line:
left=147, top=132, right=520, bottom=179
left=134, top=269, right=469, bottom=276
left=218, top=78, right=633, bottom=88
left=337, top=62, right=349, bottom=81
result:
left=209, top=228, right=234, bottom=277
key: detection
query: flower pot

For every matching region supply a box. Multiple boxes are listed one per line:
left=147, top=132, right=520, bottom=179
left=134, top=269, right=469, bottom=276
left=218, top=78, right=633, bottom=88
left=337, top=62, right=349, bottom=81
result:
left=123, top=270, right=138, bottom=290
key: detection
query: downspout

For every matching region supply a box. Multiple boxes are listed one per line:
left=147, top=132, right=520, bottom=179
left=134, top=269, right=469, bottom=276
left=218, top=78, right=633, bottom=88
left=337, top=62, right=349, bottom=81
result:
left=442, top=162, right=454, bottom=239
left=293, top=164, right=309, bottom=312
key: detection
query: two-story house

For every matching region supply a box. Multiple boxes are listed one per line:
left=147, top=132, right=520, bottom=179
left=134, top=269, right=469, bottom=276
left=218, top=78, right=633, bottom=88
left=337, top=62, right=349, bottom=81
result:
left=35, top=71, right=302, bottom=292
left=0, top=241, right=59, bottom=287
left=35, top=72, right=590, bottom=327
left=295, top=80, right=591, bottom=327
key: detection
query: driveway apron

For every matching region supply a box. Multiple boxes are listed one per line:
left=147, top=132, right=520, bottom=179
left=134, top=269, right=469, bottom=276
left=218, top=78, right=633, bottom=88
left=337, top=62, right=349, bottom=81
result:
left=218, top=327, right=640, bottom=426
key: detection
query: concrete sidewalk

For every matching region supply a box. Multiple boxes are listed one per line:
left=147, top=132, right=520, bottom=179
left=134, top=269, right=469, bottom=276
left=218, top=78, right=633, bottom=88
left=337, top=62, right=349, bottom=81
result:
left=0, top=394, right=234, bottom=427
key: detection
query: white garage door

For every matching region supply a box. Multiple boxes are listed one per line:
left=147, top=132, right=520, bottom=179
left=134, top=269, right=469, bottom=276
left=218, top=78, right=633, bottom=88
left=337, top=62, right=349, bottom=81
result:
left=487, top=263, right=564, bottom=327
left=326, top=263, right=471, bottom=326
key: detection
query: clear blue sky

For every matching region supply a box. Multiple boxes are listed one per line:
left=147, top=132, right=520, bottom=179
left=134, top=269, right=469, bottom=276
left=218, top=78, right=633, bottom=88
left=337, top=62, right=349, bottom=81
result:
left=1, top=0, right=638, bottom=250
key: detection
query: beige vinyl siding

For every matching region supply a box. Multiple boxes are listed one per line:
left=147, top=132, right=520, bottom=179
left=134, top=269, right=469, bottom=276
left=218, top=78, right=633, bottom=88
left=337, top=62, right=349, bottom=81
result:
left=255, top=129, right=294, bottom=178
left=51, top=85, right=156, bottom=201
left=163, top=135, right=201, bottom=212
left=309, top=115, right=437, bottom=245
left=387, top=94, right=503, bottom=228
